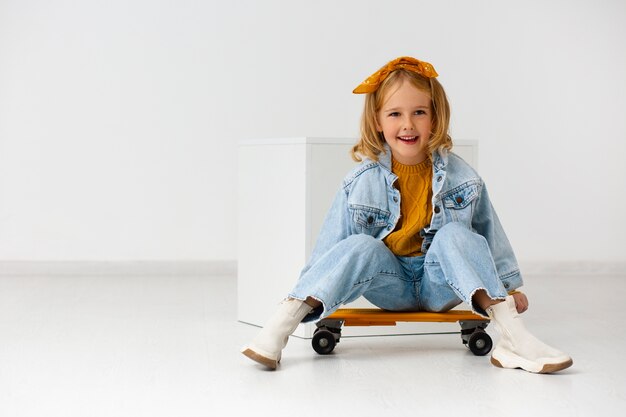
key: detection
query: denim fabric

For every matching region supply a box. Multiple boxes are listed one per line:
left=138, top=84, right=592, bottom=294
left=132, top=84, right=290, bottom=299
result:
left=289, top=145, right=522, bottom=321
left=290, top=222, right=508, bottom=320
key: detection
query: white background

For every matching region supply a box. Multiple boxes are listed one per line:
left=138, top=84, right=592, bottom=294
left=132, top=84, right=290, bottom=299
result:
left=1, top=0, right=625, bottom=265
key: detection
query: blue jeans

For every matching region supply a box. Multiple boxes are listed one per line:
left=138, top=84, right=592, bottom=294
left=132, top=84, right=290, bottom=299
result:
left=289, top=222, right=508, bottom=321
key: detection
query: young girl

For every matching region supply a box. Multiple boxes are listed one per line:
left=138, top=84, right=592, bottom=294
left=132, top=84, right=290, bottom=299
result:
left=241, top=56, right=572, bottom=374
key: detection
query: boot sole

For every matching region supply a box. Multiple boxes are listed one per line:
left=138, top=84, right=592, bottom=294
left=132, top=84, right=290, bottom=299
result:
left=491, top=356, right=573, bottom=374
left=242, top=348, right=278, bottom=370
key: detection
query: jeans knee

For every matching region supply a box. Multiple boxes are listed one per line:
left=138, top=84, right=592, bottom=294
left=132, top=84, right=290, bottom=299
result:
left=427, top=222, right=488, bottom=260
left=432, top=222, right=481, bottom=247
left=438, top=222, right=470, bottom=238
left=342, top=234, right=389, bottom=259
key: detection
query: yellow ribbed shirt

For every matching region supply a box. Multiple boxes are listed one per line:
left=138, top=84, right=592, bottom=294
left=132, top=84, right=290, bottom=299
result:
left=383, top=158, right=433, bottom=257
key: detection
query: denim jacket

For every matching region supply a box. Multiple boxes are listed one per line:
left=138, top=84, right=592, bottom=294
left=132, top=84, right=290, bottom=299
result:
left=304, top=145, right=523, bottom=292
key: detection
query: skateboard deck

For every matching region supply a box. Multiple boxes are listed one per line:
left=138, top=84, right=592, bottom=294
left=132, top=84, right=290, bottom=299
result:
left=325, top=308, right=487, bottom=326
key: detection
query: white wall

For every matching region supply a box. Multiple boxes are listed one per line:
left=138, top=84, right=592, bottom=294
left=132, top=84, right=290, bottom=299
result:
left=1, top=0, right=625, bottom=265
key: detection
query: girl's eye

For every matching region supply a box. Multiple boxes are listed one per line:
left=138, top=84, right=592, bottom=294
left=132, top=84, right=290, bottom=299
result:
left=389, top=112, right=400, bottom=117
left=415, top=110, right=427, bottom=115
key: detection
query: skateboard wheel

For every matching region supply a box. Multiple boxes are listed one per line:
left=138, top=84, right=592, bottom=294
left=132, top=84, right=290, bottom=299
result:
left=312, top=329, right=336, bottom=355
left=467, top=331, right=492, bottom=356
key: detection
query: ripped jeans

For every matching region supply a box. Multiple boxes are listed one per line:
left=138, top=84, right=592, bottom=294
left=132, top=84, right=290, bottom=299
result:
left=289, top=222, right=509, bottom=321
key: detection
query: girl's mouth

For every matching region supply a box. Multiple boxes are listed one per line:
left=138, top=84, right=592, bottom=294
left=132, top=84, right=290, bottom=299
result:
left=398, top=136, right=418, bottom=143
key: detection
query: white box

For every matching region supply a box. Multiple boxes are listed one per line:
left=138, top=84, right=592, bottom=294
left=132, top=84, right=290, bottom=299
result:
left=238, top=137, right=478, bottom=338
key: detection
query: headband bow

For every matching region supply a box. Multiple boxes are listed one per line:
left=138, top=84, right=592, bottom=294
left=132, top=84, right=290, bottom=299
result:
left=353, top=56, right=438, bottom=94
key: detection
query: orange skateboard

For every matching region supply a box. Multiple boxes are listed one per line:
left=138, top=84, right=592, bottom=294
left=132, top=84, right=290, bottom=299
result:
left=312, top=308, right=492, bottom=356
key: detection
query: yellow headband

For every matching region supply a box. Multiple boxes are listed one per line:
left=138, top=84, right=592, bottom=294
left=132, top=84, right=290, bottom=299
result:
left=353, top=56, right=438, bottom=94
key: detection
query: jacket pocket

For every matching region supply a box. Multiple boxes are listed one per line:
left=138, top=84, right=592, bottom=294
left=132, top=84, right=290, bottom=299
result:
left=441, top=183, right=479, bottom=222
left=349, top=204, right=391, bottom=236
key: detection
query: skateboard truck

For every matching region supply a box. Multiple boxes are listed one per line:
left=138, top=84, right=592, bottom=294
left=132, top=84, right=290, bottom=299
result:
left=459, top=320, right=492, bottom=355
left=312, top=309, right=493, bottom=356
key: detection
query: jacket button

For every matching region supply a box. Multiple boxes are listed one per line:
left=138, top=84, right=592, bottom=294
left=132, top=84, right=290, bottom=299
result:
left=504, top=282, right=510, bottom=289
left=393, top=196, right=398, bottom=203
left=436, top=176, right=442, bottom=182
left=434, top=206, right=440, bottom=214
left=367, top=216, right=374, bottom=224
left=455, top=196, right=463, bottom=204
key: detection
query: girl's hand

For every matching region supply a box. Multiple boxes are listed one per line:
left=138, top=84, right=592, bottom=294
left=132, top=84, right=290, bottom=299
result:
left=511, top=291, right=529, bottom=314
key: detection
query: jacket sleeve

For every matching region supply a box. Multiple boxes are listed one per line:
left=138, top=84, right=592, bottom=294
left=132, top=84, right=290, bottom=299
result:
left=472, top=181, right=524, bottom=290
left=299, top=185, right=352, bottom=275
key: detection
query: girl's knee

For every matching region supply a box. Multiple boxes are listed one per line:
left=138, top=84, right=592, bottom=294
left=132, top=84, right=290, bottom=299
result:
left=436, top=222, right=471, bottom=239
left=342, top=233, right=387, bottom=254
left=431, top=222, right=485, bottom=249
left=344, top=233, right=378, bottom=244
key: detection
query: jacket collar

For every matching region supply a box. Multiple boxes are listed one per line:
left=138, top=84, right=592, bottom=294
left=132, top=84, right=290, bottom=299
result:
left=432, top=147, right=449, bottom=171
left=378, top=144, right=393, bottom=172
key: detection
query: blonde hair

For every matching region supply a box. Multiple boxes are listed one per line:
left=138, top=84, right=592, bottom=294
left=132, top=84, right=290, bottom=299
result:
left=351, top=69, right=452, bottom=162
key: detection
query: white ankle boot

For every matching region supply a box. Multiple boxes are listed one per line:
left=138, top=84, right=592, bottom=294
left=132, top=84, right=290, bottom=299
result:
left=241, top=299, right=313, bottom=369
left=487, top=296, right=572, bottom=373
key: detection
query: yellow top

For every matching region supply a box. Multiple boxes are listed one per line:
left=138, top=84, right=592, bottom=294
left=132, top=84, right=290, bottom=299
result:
left=384, top=158, right=433, bottom=257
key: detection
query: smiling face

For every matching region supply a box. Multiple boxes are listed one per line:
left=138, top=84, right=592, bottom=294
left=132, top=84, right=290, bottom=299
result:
left=376, top=78, right=433, bottom=165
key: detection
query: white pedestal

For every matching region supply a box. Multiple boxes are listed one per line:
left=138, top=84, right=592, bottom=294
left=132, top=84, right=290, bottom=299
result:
left=237, top=137, right=478, bottom=338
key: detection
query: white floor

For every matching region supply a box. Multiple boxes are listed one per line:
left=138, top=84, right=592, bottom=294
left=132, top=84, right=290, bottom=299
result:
left=1, top=271, right=625, bottom=417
